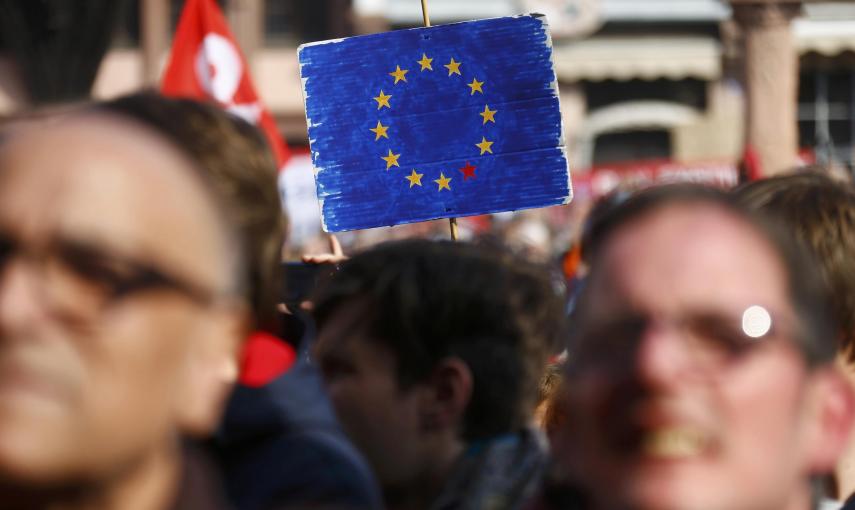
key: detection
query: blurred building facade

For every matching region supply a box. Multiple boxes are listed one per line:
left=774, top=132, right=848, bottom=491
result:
left=0, top=0, right=854, bottom=170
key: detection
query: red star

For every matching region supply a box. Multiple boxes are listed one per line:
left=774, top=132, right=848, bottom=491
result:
left=459, top=161, right=477, bottom=180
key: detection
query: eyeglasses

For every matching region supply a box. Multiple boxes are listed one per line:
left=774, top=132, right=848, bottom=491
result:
left=569, top=306, right=791, bottom=374
left=0, top=231, right=221, bottom=320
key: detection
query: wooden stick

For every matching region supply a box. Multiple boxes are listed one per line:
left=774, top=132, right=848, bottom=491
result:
left=419, top=0, right=459, bottom=240
left=421, top=0, right=431, bottom=27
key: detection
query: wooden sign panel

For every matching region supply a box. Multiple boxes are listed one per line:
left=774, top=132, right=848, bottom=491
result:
left=299, top=14, right=572, bottom=232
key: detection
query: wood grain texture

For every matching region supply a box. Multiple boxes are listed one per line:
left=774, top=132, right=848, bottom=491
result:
left=298, top=14, right=572, bottom=232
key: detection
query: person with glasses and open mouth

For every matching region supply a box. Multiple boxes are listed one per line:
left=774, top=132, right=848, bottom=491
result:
left=535, top=185, right=855, bottom=510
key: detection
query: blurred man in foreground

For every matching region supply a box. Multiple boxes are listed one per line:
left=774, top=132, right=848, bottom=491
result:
left=313, top=239, right=566, bottom=510
left=0, top=111, right=248, bottom=508
left=557, top=185, right=853, bottom=510
left=737, top=172, right=855, bottom=508
left=99, top=92, right=382, bottom=510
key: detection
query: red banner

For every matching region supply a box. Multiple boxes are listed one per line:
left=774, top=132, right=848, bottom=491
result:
left=573, top=159, right=739, bottom=199
left=161, top=0, right=290, bottom=168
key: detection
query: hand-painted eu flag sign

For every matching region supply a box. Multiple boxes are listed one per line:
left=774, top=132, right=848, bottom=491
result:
left=298, top=14, right=572, bottom=232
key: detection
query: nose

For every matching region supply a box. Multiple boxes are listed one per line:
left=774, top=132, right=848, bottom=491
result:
left=634, top=319, right=696, bottom=389
left=0, top=258, right=49, bottom=338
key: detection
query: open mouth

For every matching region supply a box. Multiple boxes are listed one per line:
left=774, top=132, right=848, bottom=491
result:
left=0, top=362, right=68, bottom=407
left=640, top=427, right=711, bottom=459
left=593, top=387, right=718, bottom=463
left=599, top=397, right=715, bottom=462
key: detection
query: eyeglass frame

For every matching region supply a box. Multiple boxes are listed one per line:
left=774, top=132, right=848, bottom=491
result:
left=566, top=305, right=802, bottom=376
left=0, top=230, right=225, bottom=316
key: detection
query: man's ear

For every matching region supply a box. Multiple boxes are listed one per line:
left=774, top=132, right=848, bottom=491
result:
left=804, top=365, right=855, bottom=474
left=177, top=300, right=251, bottom=437
left=419, top=357, right=473, bottom=434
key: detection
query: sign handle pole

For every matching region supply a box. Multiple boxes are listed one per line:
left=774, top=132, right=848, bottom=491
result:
left=420, top=0, right=460, bottom=241
left=449, top=218, right=459, bottom=239
left=420, top=0, right=431, bottom=27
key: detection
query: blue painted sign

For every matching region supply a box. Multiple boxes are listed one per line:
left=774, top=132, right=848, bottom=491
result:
left=298, top=14, right=572, bottom=232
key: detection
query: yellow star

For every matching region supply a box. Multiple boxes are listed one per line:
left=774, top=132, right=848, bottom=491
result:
left=373, top=90, right=392, bottom=109
left=435, top=172, right=452, bottom=191
left=417, top=54, right=433, bottom=71
left=381, top=149, right=401, bottom=170
left=389, top=65, right=409, bottom=84
left=468, top=78, right=484, bottom=95
left=480, top=105, right=497, bottom=124
left=476, top=137, right=494, bottom=155
left=405, top=169, right=424, bottom=188
left=444, top=58, right=462, bottom=76
left=370, top=120, right=389, bottom=141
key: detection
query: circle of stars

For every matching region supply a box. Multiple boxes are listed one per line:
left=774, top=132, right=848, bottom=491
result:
left=369, top=53, right=497, bottom=193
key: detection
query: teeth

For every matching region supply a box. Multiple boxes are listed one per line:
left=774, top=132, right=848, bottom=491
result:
left=642, top=428, right=708, bottom=458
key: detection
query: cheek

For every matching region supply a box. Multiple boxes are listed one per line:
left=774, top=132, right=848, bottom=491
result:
left=76, top=302, right=199, bottom=443
left=325, top=373, right=375, bottom=430
left=560, top=377, right=614, bottom=471
left=564, top=374, right=611, bottom=435
left=326, top=380, right=363, bottom=431
left=330, top=376, right=419, bottom=440
left=722, top=357, right=806, bottom=435
left=715, top=354, right=811, bottom=478
left=326, top=376, right=423, bottom=480
left=0, top=301, right=201, bottom=479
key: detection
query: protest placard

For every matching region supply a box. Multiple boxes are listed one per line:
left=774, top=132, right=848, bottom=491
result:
left=299, top=14, right=572, bottom=232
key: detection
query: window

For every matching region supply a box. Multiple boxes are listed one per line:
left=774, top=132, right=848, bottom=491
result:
left=264, top=0, right=352, bottom=46
left=264, top=0, right=298, bottom=44
left=798, top=69, right=855, bottom=165
left=592, top=130, right=672, bottom=165
left=114, top=0, right=141, bottom=48
left=111, top=0, right=227, bottom=49
left=584, top=79, right=707, bottom=112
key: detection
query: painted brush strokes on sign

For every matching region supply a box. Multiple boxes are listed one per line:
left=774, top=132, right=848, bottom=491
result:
left=298, top=14, right=572, bottom=232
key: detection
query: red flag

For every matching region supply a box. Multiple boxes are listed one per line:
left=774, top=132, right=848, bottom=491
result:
left=161, top=0, right=290, bottom=167
left=740, top=145, right=763, bottom=183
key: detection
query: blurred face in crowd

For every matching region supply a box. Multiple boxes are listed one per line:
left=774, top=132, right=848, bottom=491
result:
left=566, top=204, right=849, bottom=510
left=0, top=115, right=245, bottom=486
left=315, top=300, right=434, bottom=491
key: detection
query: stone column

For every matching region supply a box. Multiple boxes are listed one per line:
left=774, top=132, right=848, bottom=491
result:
left=141, top=0, right=170, bottom=85
left=352, top=0, right=390, bottom=35
left=559, top=83, right=588, bottom=169
left=730, top=0, right=803, bottom=176
left=227, top=0, right=264, bottom=58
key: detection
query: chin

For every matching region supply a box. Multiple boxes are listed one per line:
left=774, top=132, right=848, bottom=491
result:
left=0, top=422, right=81, bottom=485
left=621, top=475, right=733, bottom=510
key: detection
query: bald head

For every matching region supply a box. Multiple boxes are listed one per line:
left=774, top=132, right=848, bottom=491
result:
left=0, top=113, right=241, bottom=296
left=0, top=112, right=249, bottom=493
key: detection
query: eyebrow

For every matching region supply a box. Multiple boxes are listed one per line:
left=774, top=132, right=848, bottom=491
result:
left=51, top=226, right=200, bottom=277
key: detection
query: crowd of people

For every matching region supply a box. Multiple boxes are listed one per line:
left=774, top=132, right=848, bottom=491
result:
left=1, top=91, right=855, bottom=510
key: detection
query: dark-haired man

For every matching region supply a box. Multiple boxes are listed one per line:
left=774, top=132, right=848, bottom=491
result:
left=558, top=185, right=853, bottom=510
left=313, top=239, right=566, bottom=510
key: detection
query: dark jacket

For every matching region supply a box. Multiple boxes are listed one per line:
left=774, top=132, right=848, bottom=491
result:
left=217, top=325, right=383, bottom=510
left=172, top=445, right=234, bottom=510
left=431, top=428, right=549, bottom=510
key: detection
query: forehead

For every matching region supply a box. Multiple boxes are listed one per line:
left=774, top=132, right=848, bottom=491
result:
left=317, top=298, right=375, bottom=350
left=316, top=297, right=397, bottom=354
left=0, top=115, right=229, bottom=285
left=590, top=204, right=790, bottom=315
